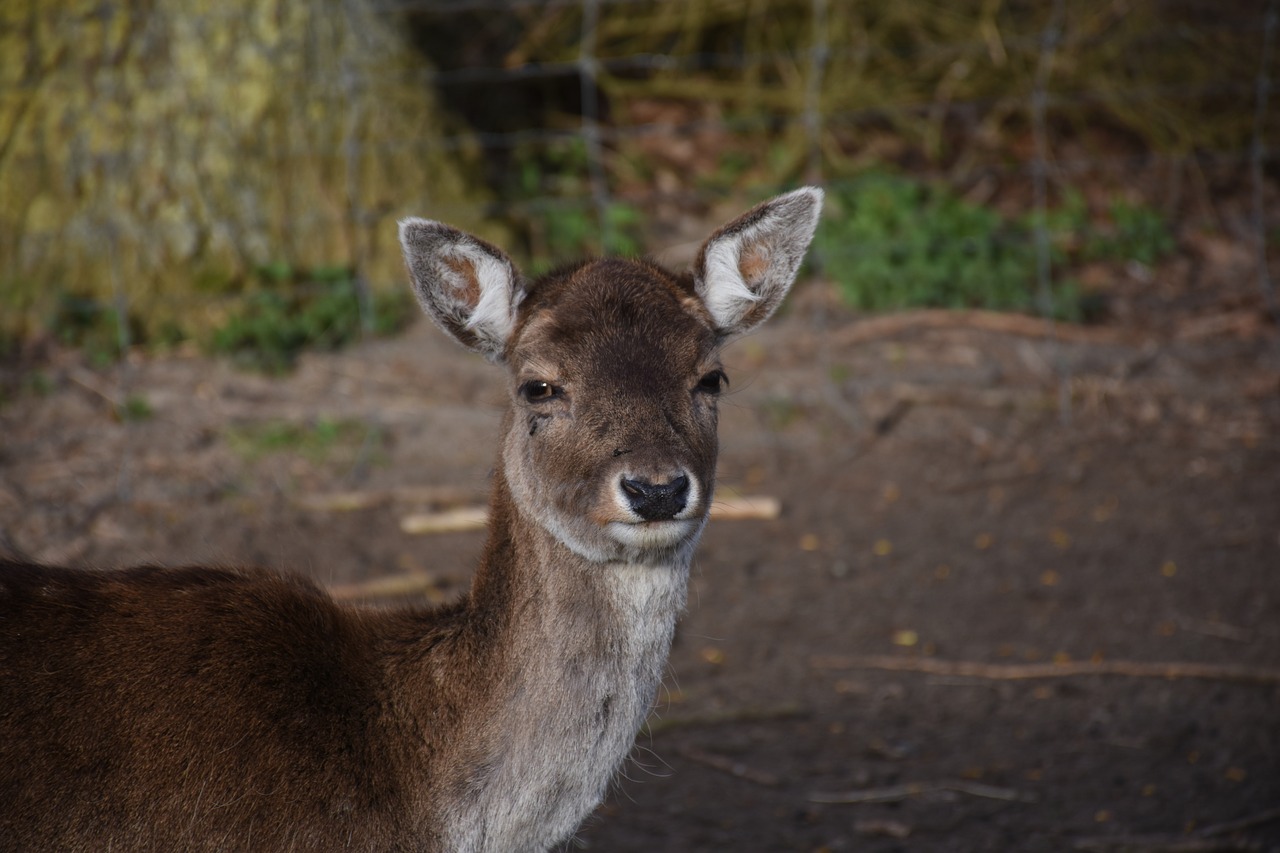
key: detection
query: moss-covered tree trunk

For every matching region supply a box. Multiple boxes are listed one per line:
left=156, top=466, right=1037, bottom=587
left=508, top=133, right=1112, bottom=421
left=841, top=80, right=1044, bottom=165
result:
left=0, top=0, right=487, bottom=344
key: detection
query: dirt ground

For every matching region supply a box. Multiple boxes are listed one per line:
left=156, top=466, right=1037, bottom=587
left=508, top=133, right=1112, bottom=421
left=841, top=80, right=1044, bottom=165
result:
left=2, top=263, right=1278, bottom=850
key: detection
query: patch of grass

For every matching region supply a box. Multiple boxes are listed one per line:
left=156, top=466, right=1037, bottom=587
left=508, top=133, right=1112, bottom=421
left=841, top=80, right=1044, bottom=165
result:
left=224, top=417, right=385, bottom=465
left=117, top=395, right=153, bottom=422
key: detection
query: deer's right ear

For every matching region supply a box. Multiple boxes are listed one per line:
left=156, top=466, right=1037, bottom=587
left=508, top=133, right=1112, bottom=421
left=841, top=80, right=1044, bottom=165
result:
left=399, top=218, right=524, bottom=362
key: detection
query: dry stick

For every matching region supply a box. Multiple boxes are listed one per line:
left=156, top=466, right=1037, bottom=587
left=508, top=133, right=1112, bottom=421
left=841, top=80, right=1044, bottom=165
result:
left=329, top=572, right=446, bottom=602
left=294, top=485, right=481, bottom=513
left=810, top=779, right=1037, bottom=805
left=1073, top=836, right=1262, bottom=853
left=66, top=366, right=123, bottom=409
left=1196, top=805, right=1280, bottom=839
left=644, top=704, right=807, bottom=736
left=830, top=309, right=1144, bottom=348
left=1072, top=806, right=1280, bottom=853
left=675, top=746, right=781, bottom=788
left=810, top=655, right=1280, bottom=686
left=400, top=494, right=782, bottom=536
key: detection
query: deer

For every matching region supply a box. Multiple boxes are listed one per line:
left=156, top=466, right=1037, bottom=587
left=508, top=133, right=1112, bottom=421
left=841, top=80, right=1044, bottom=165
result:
left=0, top=187, right=822, bottom=851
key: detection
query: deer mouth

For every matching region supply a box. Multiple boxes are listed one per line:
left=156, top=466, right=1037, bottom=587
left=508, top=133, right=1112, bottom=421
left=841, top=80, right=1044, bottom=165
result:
left=606, top=516, right=704, bottom=552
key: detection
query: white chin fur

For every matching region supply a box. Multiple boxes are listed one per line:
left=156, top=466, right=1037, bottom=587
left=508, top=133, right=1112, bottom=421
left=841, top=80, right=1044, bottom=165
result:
left=606, top=519, right=700, bottom=551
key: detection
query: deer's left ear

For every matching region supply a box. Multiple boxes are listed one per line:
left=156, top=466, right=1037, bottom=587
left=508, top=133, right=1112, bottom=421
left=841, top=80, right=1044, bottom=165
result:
left=692, top=186, right=823, bottom=338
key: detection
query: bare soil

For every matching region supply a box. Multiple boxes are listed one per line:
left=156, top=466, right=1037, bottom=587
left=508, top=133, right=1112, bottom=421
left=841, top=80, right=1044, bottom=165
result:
left=2, top=274, right=1278, bottom=851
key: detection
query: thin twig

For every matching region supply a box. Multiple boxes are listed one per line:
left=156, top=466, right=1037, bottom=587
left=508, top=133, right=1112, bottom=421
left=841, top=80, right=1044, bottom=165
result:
left=1198, top=805, right=1280, bottom=839
left=676, top=746, right=781, bottom=788
left=1073, top=836, right=1261, bottom=852
left=810, top=779, right=1037, bottom=805
left=831, top=309, right=1143, bottom=348
left=644, top=704, right=807, bottom=736
left=810, top=655, right=1280, bottom=686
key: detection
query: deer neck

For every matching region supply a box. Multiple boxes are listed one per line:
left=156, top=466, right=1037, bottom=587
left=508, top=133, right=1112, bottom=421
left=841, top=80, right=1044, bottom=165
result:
left=436, top=469, right=693, bottom=850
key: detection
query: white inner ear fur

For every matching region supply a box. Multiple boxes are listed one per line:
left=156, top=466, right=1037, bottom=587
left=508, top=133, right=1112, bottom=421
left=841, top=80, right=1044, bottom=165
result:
left=454, top=244, right=519, bottom=345
left=696, top=187, right=823, bottom=334
left=701, top=238, right=763, bottom=332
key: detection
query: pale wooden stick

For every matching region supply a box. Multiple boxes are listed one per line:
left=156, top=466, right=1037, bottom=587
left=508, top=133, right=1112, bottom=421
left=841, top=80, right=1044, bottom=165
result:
left=329, top=572, right=442, bottom=601
left=296, top=485, right=479, bottom=513
left=399, top=507, right=488, bottom=535
left=831, top=309, right=1139, bottom=347
left=400, top=494, right=781, bottom=536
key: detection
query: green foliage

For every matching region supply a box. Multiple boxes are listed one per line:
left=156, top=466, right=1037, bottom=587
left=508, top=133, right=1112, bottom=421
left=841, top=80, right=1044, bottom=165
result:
left=208, top=274, right=413, bottom=373
left=1087, top=199, right=1176, bottom=266
left=118, top=395, right=153, bottom=422
left=224, top=417, right=385, bottom=465
left=507, top=137, right=645, bottom=271
left=523, top=199, right=646, bottom=273
left=45, top=295, right=134, bottom=366
left=817, top=173, right=1175, bottom=318
left=817, top=172, right=1055, bottom=314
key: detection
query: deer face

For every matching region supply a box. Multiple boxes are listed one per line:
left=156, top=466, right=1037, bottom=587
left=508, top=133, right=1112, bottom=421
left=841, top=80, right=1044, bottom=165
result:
left=399, top=188, right=823, bottom=564
left=499, top=258, right=723, bottom=562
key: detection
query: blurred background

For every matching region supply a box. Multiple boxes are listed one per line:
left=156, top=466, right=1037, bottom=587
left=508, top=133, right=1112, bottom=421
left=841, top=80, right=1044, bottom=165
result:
left=1, top=0, right=1274, bottom=357
left=2, top=1, right=1279, bottom=850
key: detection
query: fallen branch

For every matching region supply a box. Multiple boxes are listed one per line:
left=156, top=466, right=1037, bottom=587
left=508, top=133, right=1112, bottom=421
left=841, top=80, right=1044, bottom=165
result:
left=676, top=746, right=781, bottom=788
left=400, top=494, right=782, bottom=536
left=297, top=485, right=480, bottom=513
left=810, top=779, right=1037, bottom=805
left=1197, top=805, right=1280, bottom=838
left=1073, top=835, right=1260, bottom=852
left=809, top=655, right=1280, bottom=686
left=832, top=309, right=1141, bottom=348
left=67, top=366, right=122, bottom=408
left=400, top=507, right=489, bottom=535
left=1072, top=806, right=1280, bottom=852
left=644, top=704, right=807, bottom=735
left=328, top=571, right=445, bottom=601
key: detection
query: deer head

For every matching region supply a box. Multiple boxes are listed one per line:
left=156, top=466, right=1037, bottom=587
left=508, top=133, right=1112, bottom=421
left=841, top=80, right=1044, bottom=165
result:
left=399, top=188, right=823, bottom=567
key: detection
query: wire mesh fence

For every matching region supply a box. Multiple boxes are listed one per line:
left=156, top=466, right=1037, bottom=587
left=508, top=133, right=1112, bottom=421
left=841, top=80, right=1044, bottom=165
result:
left=1, top=0, right=1274, bottom=365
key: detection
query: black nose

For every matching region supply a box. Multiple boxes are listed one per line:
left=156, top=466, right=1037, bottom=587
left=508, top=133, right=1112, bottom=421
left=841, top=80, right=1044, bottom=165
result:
left=621, top=474, right=690, bottom=522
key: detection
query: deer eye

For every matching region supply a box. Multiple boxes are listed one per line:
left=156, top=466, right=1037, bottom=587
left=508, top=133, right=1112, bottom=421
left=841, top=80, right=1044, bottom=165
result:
left=520, top=380, right=561, bottom=403
left=696, top=370, right=728, bottom=395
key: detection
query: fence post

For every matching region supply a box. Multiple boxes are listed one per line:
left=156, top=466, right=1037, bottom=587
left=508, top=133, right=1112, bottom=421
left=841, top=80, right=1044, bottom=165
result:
left=579, top=0, right=611, bottom=254
left=1253, top=0, right=1278, bottom=322
left=804, top=0, right=829, bottom=191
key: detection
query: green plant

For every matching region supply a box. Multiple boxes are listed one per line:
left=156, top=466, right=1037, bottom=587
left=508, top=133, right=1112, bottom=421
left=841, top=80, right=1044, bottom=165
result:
left=527, top=200, right=645, bottom=273
left=118, top=394, right=153, bottom=422
left=1086, top=199, right=1176, bottom=266
left=224, top=417, right=384, bottom=465
left=817, top=172, right=1072, bottom=315
left=208, top=273, right=413, bottom=373
left=45, top=295, right=135, bottom=366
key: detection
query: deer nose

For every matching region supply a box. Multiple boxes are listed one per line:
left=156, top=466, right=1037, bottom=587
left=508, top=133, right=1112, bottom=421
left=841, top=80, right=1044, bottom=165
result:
left=620, top=474, right=690, bottom=522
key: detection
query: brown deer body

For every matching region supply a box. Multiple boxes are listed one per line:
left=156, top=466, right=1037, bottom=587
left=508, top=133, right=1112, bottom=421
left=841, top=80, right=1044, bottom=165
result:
left=0, top=188, right=822, bottom=851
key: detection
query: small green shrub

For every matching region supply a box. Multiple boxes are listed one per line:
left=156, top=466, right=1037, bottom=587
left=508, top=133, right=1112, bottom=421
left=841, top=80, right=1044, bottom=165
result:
left=45, top=295, right=135, bottom=366
left=208, top=275, right=413, bottom=373
left=225, top=417, right=384, bottom=465
left=817, top=173, right=1175, bottom=319
left=816, top=172, right=1059, bottom=315
left=118, top=394, right=153, bottom=422
left=1086, top=199, right=1176, bottom=266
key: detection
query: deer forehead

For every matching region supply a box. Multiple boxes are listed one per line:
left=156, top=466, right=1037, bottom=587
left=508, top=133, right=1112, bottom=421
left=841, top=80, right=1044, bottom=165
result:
left=510, top=259, right=719, bottom=381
